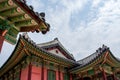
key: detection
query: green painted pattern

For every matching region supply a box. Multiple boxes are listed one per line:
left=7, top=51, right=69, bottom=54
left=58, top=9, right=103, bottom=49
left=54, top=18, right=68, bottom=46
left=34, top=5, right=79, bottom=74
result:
left=0, top=7, right=21, bottom=16
left=9, top=14, right=28, bottom=22
left=48, top=70, right=56, bottom=80
left=0, top=18, right=18, bottom=44
left=0, top=19, right=11, bottom=30
left=5, top=34, right=16, bottom=44
left=49, top=63, right=54, bottom=70
left=88, top=69, right=94, bottom=75
left=64, top=73, right=69, bottom=80
left=15, top=20, right=34, bottom=27
left=7, top=27, right=19, bottom=38
left=0, top=1, right=12, bottom=9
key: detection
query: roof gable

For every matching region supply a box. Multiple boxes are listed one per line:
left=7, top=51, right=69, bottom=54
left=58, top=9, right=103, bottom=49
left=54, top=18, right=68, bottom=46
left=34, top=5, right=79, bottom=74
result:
left=47, top=47, right=67, bottom=59
left=37, top=38, right=75, bottom=61
left=70, top=45, right=120, bottom=73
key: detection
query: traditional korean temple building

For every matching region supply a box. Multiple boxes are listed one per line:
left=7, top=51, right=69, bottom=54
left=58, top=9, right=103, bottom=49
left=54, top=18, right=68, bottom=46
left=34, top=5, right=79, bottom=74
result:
left=0, top=33, right=120, bottom=80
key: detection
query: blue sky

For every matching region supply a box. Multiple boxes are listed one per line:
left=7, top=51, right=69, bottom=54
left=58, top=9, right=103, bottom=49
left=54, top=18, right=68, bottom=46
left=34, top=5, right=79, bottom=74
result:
left=0, top=0, right=120, bottom=67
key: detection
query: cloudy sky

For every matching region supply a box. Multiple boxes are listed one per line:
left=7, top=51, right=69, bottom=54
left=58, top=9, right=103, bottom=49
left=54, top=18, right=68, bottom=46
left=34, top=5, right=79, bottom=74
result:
left=0, top=0, right=120, bottom=67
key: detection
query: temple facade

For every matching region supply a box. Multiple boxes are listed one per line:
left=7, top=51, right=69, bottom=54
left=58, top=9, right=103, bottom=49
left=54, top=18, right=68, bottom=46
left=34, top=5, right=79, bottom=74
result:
left=0, top=34, right=120, bottom=80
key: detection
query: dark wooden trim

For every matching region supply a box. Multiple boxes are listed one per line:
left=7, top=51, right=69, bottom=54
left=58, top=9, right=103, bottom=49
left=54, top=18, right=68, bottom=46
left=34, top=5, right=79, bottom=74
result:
left=58, top=66, right=60, bottom=80
left=41, top=59, right=44, bottom=80
left=0, top=35, right=4, bottom=53
left=19, top=64, right=22, bottom=80
left=28, top=64, right=32, bottom=80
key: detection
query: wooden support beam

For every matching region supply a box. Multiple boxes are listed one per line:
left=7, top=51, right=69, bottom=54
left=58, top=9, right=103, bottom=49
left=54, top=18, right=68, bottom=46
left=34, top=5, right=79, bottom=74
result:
left=8, top=14, right=31, bottom=22
left=0, top=0, right=7, bottom=3
left=20, top=26, right=38, bottom=32
left=102, top=68, right=107, bottom=80
left=0, top=7, right=24, bottom=17
left=15, top=20, right=37, bottom=27
left=28, top=64, right=32, bottom=80
left=0, top=0, right=15, bottom=12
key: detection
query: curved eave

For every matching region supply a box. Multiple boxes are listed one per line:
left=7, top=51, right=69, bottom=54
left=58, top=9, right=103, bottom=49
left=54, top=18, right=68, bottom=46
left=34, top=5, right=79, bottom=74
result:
left=70, top=52, right=104, bottom=73
left=0, top=37, right=25, bottom=77
left=107, top=50, right=120, bottom=67
left=13, top=0, right=49, bottom=31
left=38, top=39, right=75, bottom=61
left=70, top=49, right=120, bottom=73
left=0, top=0, right=50, bottom=33
left=20, top=36, right=78, bottom=67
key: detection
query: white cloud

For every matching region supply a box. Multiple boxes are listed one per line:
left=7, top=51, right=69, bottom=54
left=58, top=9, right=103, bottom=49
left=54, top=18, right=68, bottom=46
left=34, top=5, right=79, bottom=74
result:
left=1, top=0, right=120, bottom=67
left=21, top=0, right=120, bottom=60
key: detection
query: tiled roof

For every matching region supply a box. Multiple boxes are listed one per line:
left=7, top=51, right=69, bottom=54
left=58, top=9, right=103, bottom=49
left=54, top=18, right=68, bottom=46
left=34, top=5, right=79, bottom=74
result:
left=9, top=0, right=50, bottom=33
left=78, top=45, right=108, bottom=66
left=21, top=33, right=78, bottom=65
left=37, top=38, right=75, bottom=61
left=70, top=45, right=110, bottom=71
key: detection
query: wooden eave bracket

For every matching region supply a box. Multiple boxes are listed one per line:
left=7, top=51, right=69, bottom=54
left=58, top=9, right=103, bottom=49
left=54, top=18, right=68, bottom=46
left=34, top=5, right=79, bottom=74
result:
left=20, top=39, right=30, bottom=56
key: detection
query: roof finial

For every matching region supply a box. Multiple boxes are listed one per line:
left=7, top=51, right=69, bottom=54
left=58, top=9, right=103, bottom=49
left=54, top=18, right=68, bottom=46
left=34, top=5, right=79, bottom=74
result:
left=54, top=38, right=58, bottom=41
left=22, top=32, right=29, bottom=39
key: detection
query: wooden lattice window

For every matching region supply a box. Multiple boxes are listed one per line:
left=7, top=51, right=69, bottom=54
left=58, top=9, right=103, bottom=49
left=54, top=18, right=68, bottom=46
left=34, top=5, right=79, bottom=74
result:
left=64, top=73, right=69, bottom=80
left=48, top=70, right=56, bottom=80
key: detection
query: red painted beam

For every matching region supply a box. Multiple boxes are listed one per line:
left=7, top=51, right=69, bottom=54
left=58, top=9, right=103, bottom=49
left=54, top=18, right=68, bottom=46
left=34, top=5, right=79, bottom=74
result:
left=102, top=69, right=107, bottom=80
left=0, top=30, right=8, bottom=53
left=0, top=36, right=4, bottom=53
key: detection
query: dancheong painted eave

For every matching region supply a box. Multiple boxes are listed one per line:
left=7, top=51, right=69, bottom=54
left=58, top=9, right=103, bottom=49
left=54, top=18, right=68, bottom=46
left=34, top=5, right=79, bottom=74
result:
left=0, top=33, right=78, bottom=77
left=0, top=0, right=50, bottom=33
left=69, top=46, right=120, bottom=74
left=0, top=0, right=50, bottom=52
left=1, top=33, right=120, bottom=80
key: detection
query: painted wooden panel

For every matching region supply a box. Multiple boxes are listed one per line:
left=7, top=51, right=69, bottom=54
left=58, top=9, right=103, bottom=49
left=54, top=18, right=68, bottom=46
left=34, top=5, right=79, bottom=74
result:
left=31, top=66, right=42, bottom=80
left=64, top=73, right=69, bottom=80
left=20, top=66, right=29, bottom=80
left=48, top=70, right=56, bottom=80
left=48, top=48, right=67, bottom=59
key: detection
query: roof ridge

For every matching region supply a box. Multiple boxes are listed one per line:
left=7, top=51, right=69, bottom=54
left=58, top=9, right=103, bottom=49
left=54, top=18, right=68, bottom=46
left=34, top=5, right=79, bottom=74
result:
left=20, top=34, right=77, bottom=63
left=37, top=37, right=59, bottom=46
left=77, top=45, right=109, bottom=64
left=21, top=34, right=75, bottom=61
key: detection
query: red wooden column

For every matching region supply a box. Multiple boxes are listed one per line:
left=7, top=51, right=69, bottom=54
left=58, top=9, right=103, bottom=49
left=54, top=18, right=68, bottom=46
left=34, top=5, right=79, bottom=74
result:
left=60, top=71, right=63, bottom=80
left=94, top=68, right=97, bottom=80
left=31, top=65, right=42, bottom=80
left=70, top=74, right=72, bottom=80
left=56, top=70, right=59, bottom=80
left=102, top=69, right=107, bottom=80
left=20, top=66, right=29, bottom=80
left=0, top=30, right=8, bottom=53
left=28, top=64, right=32, bottom=80
left=43, top=66, right=47, bottom=80
left=113, top=72, right=117, bottom=80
